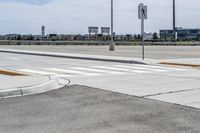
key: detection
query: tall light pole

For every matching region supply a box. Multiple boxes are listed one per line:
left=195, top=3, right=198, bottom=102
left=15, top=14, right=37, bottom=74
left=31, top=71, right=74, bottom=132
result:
left=173, top=0, right=176, bottom=41
left=110, top=0, right=115, bottom=51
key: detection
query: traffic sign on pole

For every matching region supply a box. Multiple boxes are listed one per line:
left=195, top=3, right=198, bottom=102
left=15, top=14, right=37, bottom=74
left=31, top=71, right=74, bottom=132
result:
left=138, top=3, right=147, bottom=60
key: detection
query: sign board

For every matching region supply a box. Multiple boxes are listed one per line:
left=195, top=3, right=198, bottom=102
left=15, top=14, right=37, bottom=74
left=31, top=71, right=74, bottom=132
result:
left=88, top=27, right=99, bottom=34
left=138, top=3, right=147, bottom=19
left=101, top=27, right=110, bottom=34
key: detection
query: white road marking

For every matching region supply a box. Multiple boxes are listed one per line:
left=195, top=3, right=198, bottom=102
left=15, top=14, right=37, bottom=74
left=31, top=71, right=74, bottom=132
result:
left=72, top=67, right=127, bottom=74
left=17, top=64, right=184, bottom=78
left=94, top=65, right=155, bottom=73
left=43, top=68, right=102, bottom=76
left=18, top=69, right=56, bottom=75
left=115, top=65, right=168, bottom=72
left=134, top=64, right=185, bottom=71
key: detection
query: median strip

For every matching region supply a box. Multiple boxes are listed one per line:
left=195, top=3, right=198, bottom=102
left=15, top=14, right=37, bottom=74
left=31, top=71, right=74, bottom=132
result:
left=159, top=62, right=200, bottom=68
left=0, top=69, right=26, bottom=76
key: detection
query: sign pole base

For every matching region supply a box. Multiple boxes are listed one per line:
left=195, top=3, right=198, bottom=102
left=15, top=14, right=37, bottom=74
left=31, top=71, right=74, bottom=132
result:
left=109, top=42, right=115, bottom=51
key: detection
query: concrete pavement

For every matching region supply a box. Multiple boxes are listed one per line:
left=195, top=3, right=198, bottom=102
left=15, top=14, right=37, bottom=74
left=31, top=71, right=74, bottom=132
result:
left=1, top=85, right=200, bottom=133
left=1, top=51, right=200, bottom=108
left=1, top=46, right=200, bottom=66
left=0, top=48, right=148, bottom=64
left=1, top=45, right=200, bottom=59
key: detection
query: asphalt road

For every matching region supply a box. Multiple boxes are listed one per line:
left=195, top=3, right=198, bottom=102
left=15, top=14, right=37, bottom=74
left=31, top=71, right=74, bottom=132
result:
left=1, top=85, right=200, bottom=133
left=0, top=45, right=200, bottom=59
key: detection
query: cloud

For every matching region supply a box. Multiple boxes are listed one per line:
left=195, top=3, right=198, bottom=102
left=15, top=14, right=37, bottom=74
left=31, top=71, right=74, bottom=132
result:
left=0, top=0, right=199, bottom=35
left=0, top=0, right=52, bottom=5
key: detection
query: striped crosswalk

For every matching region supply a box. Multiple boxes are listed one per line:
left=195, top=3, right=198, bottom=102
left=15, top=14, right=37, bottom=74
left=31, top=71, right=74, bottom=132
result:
left=17, top=64, right=186, bottom=78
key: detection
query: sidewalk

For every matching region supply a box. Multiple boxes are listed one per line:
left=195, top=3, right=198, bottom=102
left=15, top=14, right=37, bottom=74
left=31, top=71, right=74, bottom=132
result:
left=0, top=73, right=70, bottom=98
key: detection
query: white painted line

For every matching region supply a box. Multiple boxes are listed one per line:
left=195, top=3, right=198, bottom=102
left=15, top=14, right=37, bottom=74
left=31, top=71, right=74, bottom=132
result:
left=18, top=69, right=55, bottom=75
left=93, top=66, right=130, bottom=71
left=134, top=64, right=185, bottom=71
left=93, top=66, right=150, bottom=74
left=115, top=65, right=168, bottom=72
left=73, top=67, right=127, bottom=74
left=43, top=68, right=102, bottom=76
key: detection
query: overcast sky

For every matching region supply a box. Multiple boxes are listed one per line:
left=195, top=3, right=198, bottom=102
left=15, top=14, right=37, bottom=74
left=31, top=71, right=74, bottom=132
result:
left=0, top=0, right=199, bottom=35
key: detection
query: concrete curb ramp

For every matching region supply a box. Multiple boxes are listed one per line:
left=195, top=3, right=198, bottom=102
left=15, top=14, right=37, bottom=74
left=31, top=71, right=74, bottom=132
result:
left=0, top=76, right=70, bottom=98
left=0, top=48, right=145, bottom=64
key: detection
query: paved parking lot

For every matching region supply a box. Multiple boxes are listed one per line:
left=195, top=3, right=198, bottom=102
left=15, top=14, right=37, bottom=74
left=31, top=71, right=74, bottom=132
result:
left=1, top=85, right=200, bottom=133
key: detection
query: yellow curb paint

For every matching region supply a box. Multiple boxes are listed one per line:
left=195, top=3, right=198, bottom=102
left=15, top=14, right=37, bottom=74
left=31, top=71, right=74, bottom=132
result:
left=159, top=62, right=200, bottom=68
left=0, top=69, right=26, bottom=76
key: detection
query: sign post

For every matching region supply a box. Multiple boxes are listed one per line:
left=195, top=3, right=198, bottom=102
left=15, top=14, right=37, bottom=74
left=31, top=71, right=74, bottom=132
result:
left=110, top=0, right=115, bottom=51
left=138, top=3, right=147, bottom=60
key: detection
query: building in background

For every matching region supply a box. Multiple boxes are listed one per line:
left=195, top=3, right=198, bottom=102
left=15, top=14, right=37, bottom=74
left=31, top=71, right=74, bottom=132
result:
left=160, top=28, right=200, bottom=41
left=144, top=33, right=154, bottom=41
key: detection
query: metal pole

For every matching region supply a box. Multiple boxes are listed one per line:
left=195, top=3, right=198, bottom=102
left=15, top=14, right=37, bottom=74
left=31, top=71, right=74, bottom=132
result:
left=173, top=0, right=176, bottom=41
left=110, top=0, right=115, bottom=51
left=141, top=18, right=144, bottom=60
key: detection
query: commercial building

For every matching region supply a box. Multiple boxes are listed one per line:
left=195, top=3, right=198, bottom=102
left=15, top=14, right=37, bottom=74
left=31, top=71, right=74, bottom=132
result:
left=160, top=28, right=200, bottom=41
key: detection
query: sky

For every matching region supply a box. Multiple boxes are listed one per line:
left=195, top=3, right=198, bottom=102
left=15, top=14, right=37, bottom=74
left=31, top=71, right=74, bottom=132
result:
left=0, top=0, right=199, bottom=35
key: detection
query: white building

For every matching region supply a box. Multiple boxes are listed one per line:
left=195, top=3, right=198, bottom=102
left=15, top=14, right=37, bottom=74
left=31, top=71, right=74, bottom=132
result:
left=144, top=33, right=154, bottom=41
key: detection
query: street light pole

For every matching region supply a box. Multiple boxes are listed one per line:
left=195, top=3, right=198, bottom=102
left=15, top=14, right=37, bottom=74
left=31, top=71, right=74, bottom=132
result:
left=110, top=0, right=115, bottom=51
left=173, top=0, right=176, bottom=41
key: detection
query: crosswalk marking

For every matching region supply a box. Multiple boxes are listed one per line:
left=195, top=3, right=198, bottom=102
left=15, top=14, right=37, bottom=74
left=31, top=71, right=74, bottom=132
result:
left=18, top=69, right=56, bottom=75
left=115, top=65, right=167, bottom=72
left=17, top=64, right=186, bottom=78
left=43, top=68, right=101, bottom=76
left=72, top=67, right=126, bottom=74
left=92, top=66, right=149, bottom=73
left=133, top=64, right=185, bottom=71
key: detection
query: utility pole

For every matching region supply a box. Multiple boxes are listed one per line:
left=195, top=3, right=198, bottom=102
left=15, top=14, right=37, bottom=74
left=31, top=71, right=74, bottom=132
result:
left=110, top=0, right=115, bottom=51
left=173, top=0, right=176, bottom=41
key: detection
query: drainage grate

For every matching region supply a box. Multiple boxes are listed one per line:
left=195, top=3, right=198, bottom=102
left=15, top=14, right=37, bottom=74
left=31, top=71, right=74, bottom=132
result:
left=0, top=69, right=26, bottom=76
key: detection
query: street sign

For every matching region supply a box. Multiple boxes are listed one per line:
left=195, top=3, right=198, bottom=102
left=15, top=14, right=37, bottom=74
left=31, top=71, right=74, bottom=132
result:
left=88, top=27, right=99, bottom=34
left=101, top=27, right=110, bottom=34
left=138, top=3, right=147, bottom=19
left=138, top=3, right=147, bottom=60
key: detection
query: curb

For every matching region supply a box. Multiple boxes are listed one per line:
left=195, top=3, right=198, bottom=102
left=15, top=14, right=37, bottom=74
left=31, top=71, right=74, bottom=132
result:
left=0, top=49, right=145, bottom=64
left=160, top=62, right=200, bottom=68
left=0, top=76, right=70, bottom=98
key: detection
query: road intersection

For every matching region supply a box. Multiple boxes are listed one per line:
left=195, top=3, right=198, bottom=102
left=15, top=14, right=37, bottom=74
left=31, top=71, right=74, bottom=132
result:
left=0, top=50, right=200, bottom=108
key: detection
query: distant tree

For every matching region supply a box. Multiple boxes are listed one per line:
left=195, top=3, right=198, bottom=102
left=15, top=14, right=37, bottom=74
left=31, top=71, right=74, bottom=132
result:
left=30, top=35, right=34, bottom=40
left=137, top=34, right=141, bottom=40
left=16, top=35, right=22, bottom=40
left=153, top=32, right=159, bottom=40
left=134, top=35, right=137, bottom=40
